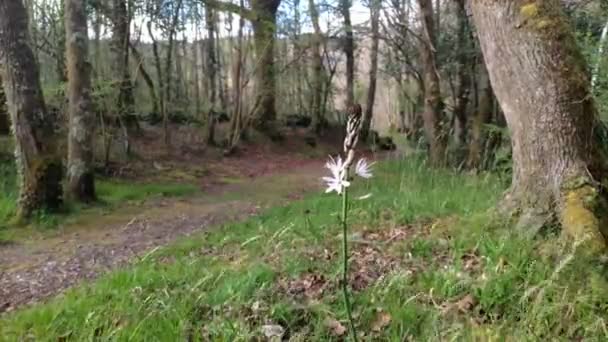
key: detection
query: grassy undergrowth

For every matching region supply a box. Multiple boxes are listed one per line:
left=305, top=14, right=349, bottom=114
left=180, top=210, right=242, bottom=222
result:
left=2, top=159, right=608, bottom=341
left=0, top=159, right=198, bottom=233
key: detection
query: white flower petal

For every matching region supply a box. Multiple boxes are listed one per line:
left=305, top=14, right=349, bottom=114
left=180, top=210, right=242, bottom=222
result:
left=357, top=193, right=373, bottom=200
left=355, top=158, right=374, bottom=179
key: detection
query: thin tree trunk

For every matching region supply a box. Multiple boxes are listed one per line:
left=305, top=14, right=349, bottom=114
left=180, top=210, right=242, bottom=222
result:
left=417, top=0, right=446, bottom=167
left=292, top=0, right=303, bottom=115
left=174, top=38, right=185, bottom=104
left=112, top=0, right=135, bottom=130
left=471, top=0, right=608, bottom=251
left=466, top=63, right=493, bottom=170
left=216, top=26, right=229, bottom=110
left=308, top=0, right=324, bottom=134
left=93, top=3, right=102, bottom=75
left=162, top=0, right=183, bottom=148
left=57, top=0, right=68, bottom=83
left=205, top=6, right=217, bottom=145
left=65, top=0, right=96, bottom=202
left=227, top=0, right=247, bottom=153
left=193, top=14, right=201, bottom=117
left=361, top=0, right=380, bottom=141
left=0, top=77, right=8, bottom=135
left=250, top=0, right=281, bottom=140
left=452, top=0, right=471, bottom=148
left=0, top=0, right=63, bottom=220
left=130, top=43, right=159, bottom=114
left=147, top=21, right=164, bottom=121
left=340, top=0, right=355, bottom=108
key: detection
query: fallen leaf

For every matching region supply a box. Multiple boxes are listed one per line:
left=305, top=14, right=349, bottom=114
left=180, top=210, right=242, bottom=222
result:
left=456, top=294, right=476, bottom=312
left=371, top=310, right=391, bottom=332
left=325, top=318, right=346, bottom=336
left=440, top=294, right=477, bottom=315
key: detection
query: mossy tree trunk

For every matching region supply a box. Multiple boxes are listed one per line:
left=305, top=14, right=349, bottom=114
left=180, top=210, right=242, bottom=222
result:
left=471, top=0, right=608, bottom=252
left=0, top=0, right=63, bottom=220
left=417, top=0, right=447, bottom=167
left=250, top=0, right=281, bottom=140
left=65, top=0, right=96, bottom=202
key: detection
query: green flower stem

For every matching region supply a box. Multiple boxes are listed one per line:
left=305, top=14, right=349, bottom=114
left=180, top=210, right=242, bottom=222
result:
left=341, top=172, right=358, bottom=342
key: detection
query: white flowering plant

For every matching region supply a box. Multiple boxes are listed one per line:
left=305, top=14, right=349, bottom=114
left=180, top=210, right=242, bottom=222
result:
left=321, top=105, right=372, bottom=342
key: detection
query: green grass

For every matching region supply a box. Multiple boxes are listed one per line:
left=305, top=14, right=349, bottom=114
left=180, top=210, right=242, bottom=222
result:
left=96, top=179, right=199, bottom=203
left=2, top=159, right=608, bottom=341
left=0, top=160, right=199, bottom=232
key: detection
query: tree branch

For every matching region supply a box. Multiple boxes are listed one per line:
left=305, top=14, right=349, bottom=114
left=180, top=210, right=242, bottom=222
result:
left=200, top=0, right=257, bottom=21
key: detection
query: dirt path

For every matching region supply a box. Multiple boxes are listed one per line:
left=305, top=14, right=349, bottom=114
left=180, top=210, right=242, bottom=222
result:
left=0, top=161, right=325, bottom=314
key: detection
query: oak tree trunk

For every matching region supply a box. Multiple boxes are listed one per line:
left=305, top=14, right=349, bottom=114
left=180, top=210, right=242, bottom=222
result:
left=0, top=0, right=63, bottom=220
left=65, top=0, right=96, bottom=202
left=417, top=0, right=447, bottom=166
left=471, top=0, right=608, bottom=251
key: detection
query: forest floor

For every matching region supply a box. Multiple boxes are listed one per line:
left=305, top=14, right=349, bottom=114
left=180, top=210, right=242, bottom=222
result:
left=0, top=125, right=367, bottom=313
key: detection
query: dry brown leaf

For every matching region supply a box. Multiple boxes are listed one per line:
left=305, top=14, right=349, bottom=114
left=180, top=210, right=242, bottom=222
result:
left=371, top=310, right=392, bottom=332
left=440, top=294, right=477, bottom=315
left=456, top=294, right=477, bottom=313
left=325, top=317, right=347, bottom=336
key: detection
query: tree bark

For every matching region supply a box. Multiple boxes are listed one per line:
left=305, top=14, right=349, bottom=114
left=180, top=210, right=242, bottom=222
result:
left=227, top=0, right=246, bottom=153
left=308, top=0, right=324, bottom=134
left=417, top=0, right=447, bottom=166
left=112, top=0, right=135, bottom=129
left=466, top=63, right=493, bottom=170
left=205, top=6, right=217, bottom=145
left=193, top=15, right=202, bottom=118
left=147, top=21, right=164, bottom=121
left=340, top=0, right=355, bottom=108
left=471, top=0, right=608, bottom=251
left=0, top=76, right=8, bottom=135
left=361, top=0, right=380, bottom=141
left=162, top=0, right=183, bottom=148
left=130, top=43, right=159, bottom=114
left=65, top=0, right=96, bottom=202
left=0, top=0, right=63, bottom=220
left=250, top=0, right=281, bottom=140
left=452, top=0, right=471, bottom=148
